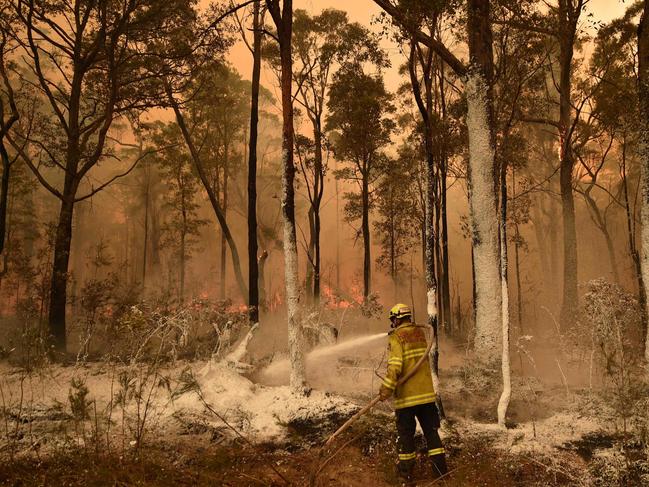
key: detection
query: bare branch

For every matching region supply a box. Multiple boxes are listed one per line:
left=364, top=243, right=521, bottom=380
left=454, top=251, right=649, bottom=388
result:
left=7, top=133, right=64, bottom=200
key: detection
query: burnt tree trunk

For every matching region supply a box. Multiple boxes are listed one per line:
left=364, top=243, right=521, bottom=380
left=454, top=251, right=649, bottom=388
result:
left=0, top=47, right=19, bottom=257
left=142, top=166, right=150, bottom=292
left=220, top=155, right=229, bottom=300
left=49, top=190, right=76, bottom=353
left=439, top=65, right=452, bottom=335
left=151, top=199, right=161, bottom=268
left=247, top=0, right=262, bottom=324
left=258, top=250, right=268, bottom=309
left=583, top=190, right=620, bottom=284
left=511, top=169, right=523, bottom=332
left=514, top=229, right=523, bottom=332
left=621, top=136, right=645, bottom=324
left=637, top=0, right=649, bottom=362
left=435, top=171, right=443, bottom=330
left=166, top=84, right=248, bottom=302
left=441, top=156, right=451, bottom=334
left=306, top=206, right=314, bottom=304
left=408, top=41, right=445, bottom=418
left=180, top=229, right=186, bottom=304
left=389, top=185, right=397, bottom=300
left=0, top=145, right=10, bottom=255
left=312, top=118, right=324, bottom=306
left=361, top=167, right=371, bottom=299
left=558, top=0, right=579, bottom=328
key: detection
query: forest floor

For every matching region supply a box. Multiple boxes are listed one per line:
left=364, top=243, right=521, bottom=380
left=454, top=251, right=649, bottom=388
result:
left=0, top=338, right=646, bottom=486
left=0, top=427, right=591, bottom=486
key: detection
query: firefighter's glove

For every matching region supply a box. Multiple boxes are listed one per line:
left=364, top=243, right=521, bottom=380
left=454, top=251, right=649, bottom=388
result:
left=379, top=386, right=392, bottom=401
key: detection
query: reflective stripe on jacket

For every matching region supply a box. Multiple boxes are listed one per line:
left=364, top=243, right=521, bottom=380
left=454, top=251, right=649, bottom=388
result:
left=379, top=322, right=435, bottom=409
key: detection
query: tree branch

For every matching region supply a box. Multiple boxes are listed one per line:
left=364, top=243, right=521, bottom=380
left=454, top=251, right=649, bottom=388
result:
left=519, top=115, right=560, bottom=129
left=7, top=133, right=64, bottom=200
left=492, top=19, right=556, bottom=37
left=372, top=0, right=467, bottom=77
left=74, top=146, right=172, bottom=202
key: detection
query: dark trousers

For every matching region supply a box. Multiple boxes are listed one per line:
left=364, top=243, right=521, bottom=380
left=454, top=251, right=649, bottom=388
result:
left=396, top=402, right=445, bottom=476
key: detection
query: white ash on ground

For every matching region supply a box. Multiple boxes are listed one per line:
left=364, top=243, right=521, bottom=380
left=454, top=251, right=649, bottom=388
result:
left=170, top=361, right=361, bottom=443
left=0, top=359, right=361, bottom=452
left=451, top=410, right=608, bottom=457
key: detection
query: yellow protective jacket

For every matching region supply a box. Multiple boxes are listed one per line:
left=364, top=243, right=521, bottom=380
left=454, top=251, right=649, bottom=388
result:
left=380, top=322, right=436, bottom=409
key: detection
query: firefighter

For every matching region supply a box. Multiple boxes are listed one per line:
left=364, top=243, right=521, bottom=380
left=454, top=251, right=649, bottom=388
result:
left=379, top=303, right=448, bottom=484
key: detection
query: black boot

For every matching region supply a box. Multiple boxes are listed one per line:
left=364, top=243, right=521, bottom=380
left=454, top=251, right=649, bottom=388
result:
left=397, top=460, right=416, bottom=486
left=431, top=453, right=448, bottom=479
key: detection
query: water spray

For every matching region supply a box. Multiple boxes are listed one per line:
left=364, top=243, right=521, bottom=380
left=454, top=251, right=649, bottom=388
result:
left=261, top=332, right=388, bottom=381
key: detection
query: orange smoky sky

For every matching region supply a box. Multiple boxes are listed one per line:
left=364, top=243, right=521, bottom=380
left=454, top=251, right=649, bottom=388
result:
left=225, top=0, right=630, bottom=93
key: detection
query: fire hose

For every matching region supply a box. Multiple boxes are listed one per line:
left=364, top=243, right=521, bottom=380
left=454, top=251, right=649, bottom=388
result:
left=310, top=330, right=436, bottom=485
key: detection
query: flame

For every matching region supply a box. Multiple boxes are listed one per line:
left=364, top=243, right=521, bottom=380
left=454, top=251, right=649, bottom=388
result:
left=227, top=303, right=248, bottom=313
left=348, top=283, right=365, bottom=305
left=322, top=285, right=353, bottom=309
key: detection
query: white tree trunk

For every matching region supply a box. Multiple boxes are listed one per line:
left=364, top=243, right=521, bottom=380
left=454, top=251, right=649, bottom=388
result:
left=465, top=70, right=503, bottom=363
left=425, top=160, right=444, bottom=417
left=427, top=289, right=444, bottom=410
left=282, top=148, right=306, bottom=390
left=269, top=0, right=305, bottom=391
